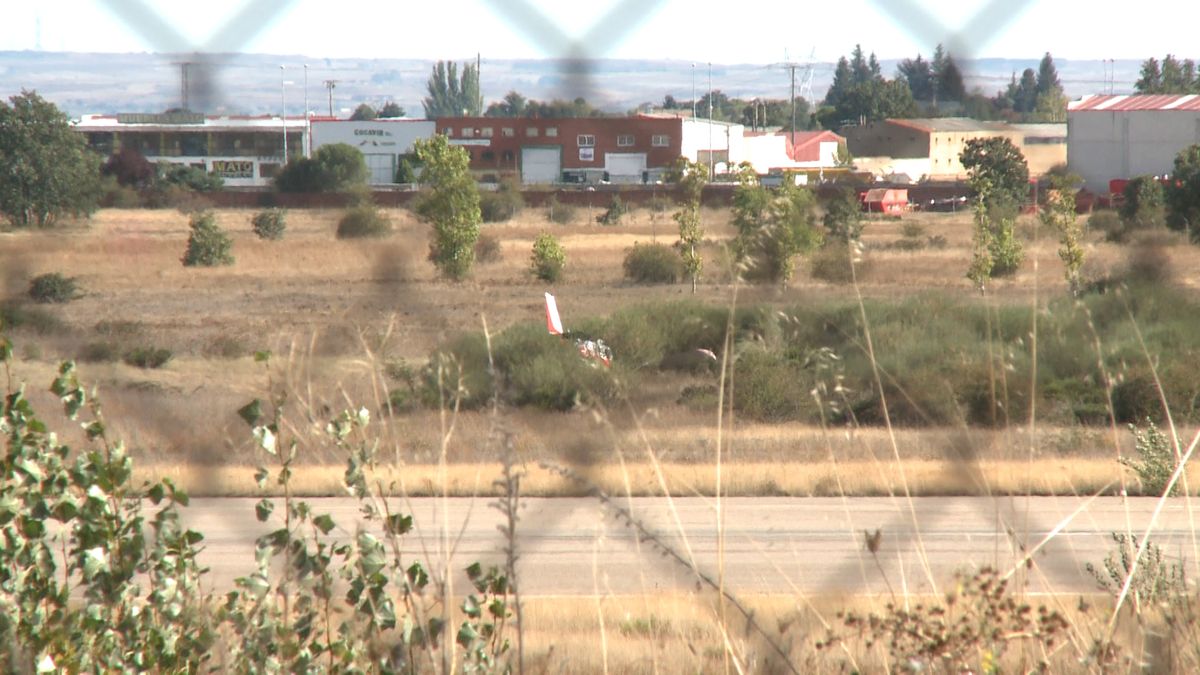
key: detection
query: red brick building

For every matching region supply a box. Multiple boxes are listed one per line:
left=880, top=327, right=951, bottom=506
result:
left=435, top=116, right=687, bottom=184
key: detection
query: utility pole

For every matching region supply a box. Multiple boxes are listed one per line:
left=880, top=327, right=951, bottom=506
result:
left=303, top=64, right=310, bottom=158
left=280, top=65, right=288, bottom=163
left=172, top=61, right=199, bottom=111
left=324, top=80, right=338, bottom=117
left=691, top=63, right=696, bottom=118
left=708, top=62, right=714, bottom=177
left=477, top=52, right=483, bottom=115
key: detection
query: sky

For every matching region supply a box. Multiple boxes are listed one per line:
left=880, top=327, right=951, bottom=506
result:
left=0, top=0, right=1194, bottom=63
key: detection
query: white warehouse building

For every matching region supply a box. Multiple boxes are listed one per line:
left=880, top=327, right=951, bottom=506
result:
left=1068, top=94, right=1200, bottom=194
left=310, top=119, right=435, bottom=184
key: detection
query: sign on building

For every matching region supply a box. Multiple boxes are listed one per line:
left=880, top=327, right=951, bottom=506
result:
left=211, top=160, right=254, bottom=179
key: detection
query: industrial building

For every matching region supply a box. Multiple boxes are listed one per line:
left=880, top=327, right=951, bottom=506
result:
left=75, top=112, right=308, bottom=187
left=1067, top=94, right=1200, bottom=195
left=435, top=115, right=745, bottom=185
left=310, top=119, right=435, bottom=184
left=843, top=118, right=1066, bottom=181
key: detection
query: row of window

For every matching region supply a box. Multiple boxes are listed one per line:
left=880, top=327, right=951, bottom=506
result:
left=442, top=127, right=671, bottom=148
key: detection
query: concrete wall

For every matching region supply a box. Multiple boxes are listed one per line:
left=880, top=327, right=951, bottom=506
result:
left=843, top=122, right=929, bottom=159
left=1068, top=110, right=1200, bottom=193
left=927, top=130, right=1024, bottom=179
left=681, top=119, right=746, bottom=172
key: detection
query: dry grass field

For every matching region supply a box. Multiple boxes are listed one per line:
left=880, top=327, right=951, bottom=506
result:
left=3, top=203, right=1199, bottom=497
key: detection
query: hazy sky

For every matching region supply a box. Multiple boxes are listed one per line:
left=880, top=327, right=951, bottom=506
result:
left=0, top=0, right=1194, bottom=62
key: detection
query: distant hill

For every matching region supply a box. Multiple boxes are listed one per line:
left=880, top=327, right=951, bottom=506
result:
left=0, top=51, right=1145, bottom=118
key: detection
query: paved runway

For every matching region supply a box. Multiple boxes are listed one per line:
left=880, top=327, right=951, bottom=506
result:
left=179, top=496, right=1200, bottom=596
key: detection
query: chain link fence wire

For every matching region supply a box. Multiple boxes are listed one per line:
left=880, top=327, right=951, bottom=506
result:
left=81, top=0, right=1105, bottom=661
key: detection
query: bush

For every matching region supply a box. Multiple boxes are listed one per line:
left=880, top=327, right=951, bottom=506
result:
left=546, top=194, right=577, bottom=225
left=251, top=208, right=287, bottom=240
left=901, top=222, right=926, bottom=239
left=597, top=195, right=628, bottom=226
left=530, top=232, right=566, bottom=282
left=79, top=341, right=120, bottom=363
left=810, top=242, right=861, bottom=283
left=479, top=180, right=524, bottom=223
left=159, top=163, right=224, bottom=192
left=28, top=273, right=80, bottom=304
left=123, top=346, right=173, bottom=369
left=276, top=143, right=369, bottom=193
left=1126, top=240, right=1172, bottom=285
left=182, top=210, right=234, bottom=267
left=475, top=233, right=502, bottom=264
left=733, top=349, right=810, bottom=422
left=1088, top=209, right=1124, bottom=241
left=623, top=243, right=682, bottom=284
left=336, top=205, right=392, bottom=239
left=1120, top=421, right=1179, bottom=496
left=0, top=303, right=64, bottom=334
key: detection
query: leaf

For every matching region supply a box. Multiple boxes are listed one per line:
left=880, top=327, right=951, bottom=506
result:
left=252, top=426, right=277, bottom=455
left=148, top=483, right=165, bottom=505
left=313, top=514, right=336, bottom=535
left=385, top=514, right=413, bottom=536
left=253, top=350, right=272, bottom=363
left=255, top=499, right=274, bottom=523
left=237, top=399, right=263, bottom=428
left=83, top=546, right=109, bottom=577
left=254, top=466, right=269, bottom=489
left=456, top=621, right=479, bottom=649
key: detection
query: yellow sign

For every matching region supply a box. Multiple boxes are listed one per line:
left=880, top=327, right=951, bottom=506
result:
left=212, top=160, right=254, bottom=179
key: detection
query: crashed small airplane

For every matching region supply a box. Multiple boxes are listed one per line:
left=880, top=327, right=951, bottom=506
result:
left=544, top=292, right=614, bottom=367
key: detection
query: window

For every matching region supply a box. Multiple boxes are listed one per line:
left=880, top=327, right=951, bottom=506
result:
left=526, top=127, right=539, bottom=137
left=651, top=134, right=670, bottom=147
left=481, top=150, right=495, bottom=162
left=481, top=127, right=494, bottom=138
left=577, top=134, right=595, bottom=147
left=502, top=127, right=515, bottom=137
left=546, top=127, right=558, bottom=138
left=502, top=150, right=515, bottom=163
left=443, top=127, right=454, bottom=137
left=461, top=128, right=475, bottom=138
left=617, top=134, right=635, bottom=147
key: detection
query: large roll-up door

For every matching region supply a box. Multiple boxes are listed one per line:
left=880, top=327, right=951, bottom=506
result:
left=521, top=147, right=562, bottom=184
left=605, top=153, right=648, bottom=183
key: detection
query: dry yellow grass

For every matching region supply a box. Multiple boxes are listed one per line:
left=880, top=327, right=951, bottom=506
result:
left=134, top=458, right=1164, bottom=498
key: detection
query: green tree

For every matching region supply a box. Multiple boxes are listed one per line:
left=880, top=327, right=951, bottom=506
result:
left=731, top=164, right=770, bottom=262
left=1135, top=57, right=1163, bottom=94
left=350, top=103, right=378, bottom=121
left=378, top=101, right=405, bottom=118
left=1120, top=176, right=1166, bottom=232
left=671, top=158, right=709, bottom=293
left=1166, top=144, right=1200, bottom=239
left=1040, top=175, right=1084, bottom=296
left=822, top=187, right=864, bottom=242
left=962, top=139, right=1028, bottom=285
left=182, top=210, right=234, bottom=267
left=485, top=91, right=527, bottom=118
left=414, top=134, right=481, bottom=280
left=898, top=53, right=934, bottom=101
left=529, top=232, right=566, bottom=282
left=1033, top=53, right=1067, bottom=122
left=960, top=137, right=1030, bottom=207
left=422, top=60, right=481, bottom=118
left=159, top=163, right=224, bottom=192
left=275, top=143, right=369, bottom=193
left=0, top=90, right=102, bottom=228
left=931, top=44, right=965, bottom=102
left=765, top=181, right=823, bottom=287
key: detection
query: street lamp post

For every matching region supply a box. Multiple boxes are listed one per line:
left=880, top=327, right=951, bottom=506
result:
left=303, top=64, right=310, bottom=158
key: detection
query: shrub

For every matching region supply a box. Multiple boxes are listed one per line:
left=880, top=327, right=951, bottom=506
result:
left=475, top=233, right=502, bottom=264
left=79, top=341, right=120, bottom=363
left=251, top=208, right=287, bottom=240
left=733, top=349, right=810, bottom=422
left=275, top=143, right=369, bottom=193
left=1088, top=532, right=1186, bottom=603
left=810, top=242, right=861, bottom=283
left=530, top=232, right=566, bottom=282
left=546, top=194, right=577, bottom=225
left=623, top=243, right=681, bottom=284
left=1120, top=421, right=1179, bottom=496
left=123, top=346, right=173, bottom=369
left=1120, top=176, right=1166, bottom=231
left=182, top=210, right=234, bottom=267
left=336, top=205, right=392, bottom=239
left=159, top=163, right=224, bottom=192
left=0, top=303, right=64, bottom=334
left=1126, top=240, right=1173, bottom=285
left=1088, top=209, right=1123, bottom=241
left=479, top=179, right=524, bottom=223
left=596, top=195, right=628, bottom=226
left=28, top=272, right=80, bottom=304
left=203, top=335, right=246, bottom=359
left=900, top=222, right=926, bottom=239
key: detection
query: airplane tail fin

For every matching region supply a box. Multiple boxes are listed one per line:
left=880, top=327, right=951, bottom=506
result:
left=544, top=292, right=564, bottom=336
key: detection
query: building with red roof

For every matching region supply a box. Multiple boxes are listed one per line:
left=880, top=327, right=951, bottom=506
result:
left=1067, top=94, right=1200, bottom=194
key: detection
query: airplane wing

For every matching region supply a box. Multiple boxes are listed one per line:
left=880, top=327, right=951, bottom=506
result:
left=544, top=292, right=564, bottom=336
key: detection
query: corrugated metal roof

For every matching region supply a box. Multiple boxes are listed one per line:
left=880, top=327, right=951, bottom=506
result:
left=1069, top=94, right=1200, bottom=112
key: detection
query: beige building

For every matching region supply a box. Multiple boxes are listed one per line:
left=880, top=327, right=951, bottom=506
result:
left=843, top=118, right=1065, bottom=180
